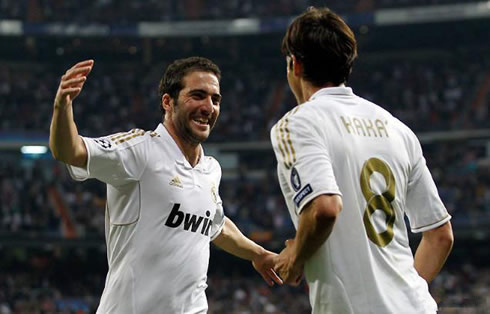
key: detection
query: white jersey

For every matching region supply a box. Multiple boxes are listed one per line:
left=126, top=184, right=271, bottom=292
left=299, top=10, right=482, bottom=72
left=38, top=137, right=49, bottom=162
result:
left=68, top=123, right=225, bottom=314
left=271, top=86, right=451, bottom=314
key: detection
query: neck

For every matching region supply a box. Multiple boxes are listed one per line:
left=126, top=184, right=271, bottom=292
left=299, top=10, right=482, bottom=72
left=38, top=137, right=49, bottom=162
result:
left=163, top=120, right=201, bottom=167
left=297, top=81, right=337, bottom=104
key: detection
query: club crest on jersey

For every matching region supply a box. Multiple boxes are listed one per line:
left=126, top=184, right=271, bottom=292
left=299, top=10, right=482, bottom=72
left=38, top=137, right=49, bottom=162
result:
left=294, top=184, right=313, bottom=207
left=211, top=183, right=218, bottom=204
left=169, top=176, right=183, bottom=188
left=290, top=167, right=301, bottom=192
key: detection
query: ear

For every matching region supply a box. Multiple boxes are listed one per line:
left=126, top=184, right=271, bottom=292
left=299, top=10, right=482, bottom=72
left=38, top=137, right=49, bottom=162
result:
left=162, top=94, right=172, bottom=114
left=292, top=55, right=303, bottom=76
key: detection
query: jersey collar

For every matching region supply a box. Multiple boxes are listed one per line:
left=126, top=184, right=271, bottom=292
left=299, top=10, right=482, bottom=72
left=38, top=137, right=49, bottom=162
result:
left=309, top=84, right=354, bottom=101
left=155, top=123, right=209, bottom=172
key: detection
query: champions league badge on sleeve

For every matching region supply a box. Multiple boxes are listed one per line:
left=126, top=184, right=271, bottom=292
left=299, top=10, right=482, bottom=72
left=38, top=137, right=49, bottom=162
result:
left=290, top=167, right=302, bottom=192
left=93, top=138, right=112, bottom=149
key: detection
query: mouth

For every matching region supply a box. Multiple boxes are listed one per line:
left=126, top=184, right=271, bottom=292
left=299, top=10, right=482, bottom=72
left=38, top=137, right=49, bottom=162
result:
left=192, top=117, right=210, bottom=127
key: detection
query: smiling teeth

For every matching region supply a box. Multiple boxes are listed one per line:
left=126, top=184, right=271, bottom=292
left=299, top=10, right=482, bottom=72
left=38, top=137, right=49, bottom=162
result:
left=194, top=118, right=208, bottom=124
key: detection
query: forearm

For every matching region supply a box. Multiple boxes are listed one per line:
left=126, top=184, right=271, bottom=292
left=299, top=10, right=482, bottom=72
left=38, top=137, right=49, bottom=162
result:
left=50, top=59, right=93, bottom=167
left=292, top=199, right=337, bottom=265
left=49, top=104, right=86, bottom=166
left=212, top=217, right=265, bottom=261
left=414, top=222, right=453, bottom=283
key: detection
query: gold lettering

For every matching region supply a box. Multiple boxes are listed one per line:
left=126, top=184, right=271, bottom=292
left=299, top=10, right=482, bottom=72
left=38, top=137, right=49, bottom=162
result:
left=340, top=116, right=354, bottom=134
left=376, top=119, right=389, bottom=137
left=353, top=118, right=366, bottom=136
left=362, top=119, right=377, bottom=137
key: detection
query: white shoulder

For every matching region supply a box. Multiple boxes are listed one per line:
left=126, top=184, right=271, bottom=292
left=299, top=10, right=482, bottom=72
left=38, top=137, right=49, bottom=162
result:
left=204, top=156, right=222, bottom=176
left=271, top=105, right=322, bottom=170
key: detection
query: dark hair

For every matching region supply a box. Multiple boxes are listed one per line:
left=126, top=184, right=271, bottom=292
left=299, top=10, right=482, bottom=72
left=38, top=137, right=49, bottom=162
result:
left=158, top=56, right=221, bottom=115
left=281, top=7, right=357, bottom=86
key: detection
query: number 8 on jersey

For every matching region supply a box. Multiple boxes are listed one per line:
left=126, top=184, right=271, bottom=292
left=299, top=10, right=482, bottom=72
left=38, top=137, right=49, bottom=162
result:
left=360, top=157, right=396, bottom=247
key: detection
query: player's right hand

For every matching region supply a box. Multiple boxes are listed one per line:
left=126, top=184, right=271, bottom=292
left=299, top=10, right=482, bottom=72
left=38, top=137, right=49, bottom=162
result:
left=54, top=59, right=94, bottom=109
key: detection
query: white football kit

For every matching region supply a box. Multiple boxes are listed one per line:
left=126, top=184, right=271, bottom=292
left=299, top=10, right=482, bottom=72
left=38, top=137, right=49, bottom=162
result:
left=68, top=123, right=225, bottom=314
left=271, top=86, right=451, bottom=314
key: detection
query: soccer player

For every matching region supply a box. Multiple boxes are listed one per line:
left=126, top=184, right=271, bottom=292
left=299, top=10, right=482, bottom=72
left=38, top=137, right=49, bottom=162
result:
left=49, top=57, right=282, bottom=313
left=271, top=7, right=454, bottom=314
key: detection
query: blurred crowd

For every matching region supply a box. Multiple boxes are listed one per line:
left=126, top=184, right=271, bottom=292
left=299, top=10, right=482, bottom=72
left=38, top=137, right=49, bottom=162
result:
left=0, top=249, right=488, bottom=314
left=0, top=0, right=482, bottom=22
left=1, top=40, right=489, bottom=141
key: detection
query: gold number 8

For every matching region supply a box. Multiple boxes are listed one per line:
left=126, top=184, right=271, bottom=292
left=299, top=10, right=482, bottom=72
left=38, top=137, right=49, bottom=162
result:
left=360, top=158, right=396, bottom=247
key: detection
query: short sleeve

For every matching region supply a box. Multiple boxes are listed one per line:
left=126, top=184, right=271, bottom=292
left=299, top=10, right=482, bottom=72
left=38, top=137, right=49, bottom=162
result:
left=271, top=111, right=341, bottom=215
left=67, top=129, right=150, bottom=186
left=209, top=201, right=225, bottom=241
left=405, top=138, right=451, bottom=233
left=205, top=158, right=226, bottom=240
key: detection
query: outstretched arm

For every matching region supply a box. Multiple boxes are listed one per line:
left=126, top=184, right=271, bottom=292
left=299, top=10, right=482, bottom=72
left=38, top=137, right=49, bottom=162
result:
left=49, top=59, right=94, bottom=167
left=212, top=217, right=283, bottom=286
left=274, top=194, right=342, bottom=285
left=414, top=221, right=453, bottom=283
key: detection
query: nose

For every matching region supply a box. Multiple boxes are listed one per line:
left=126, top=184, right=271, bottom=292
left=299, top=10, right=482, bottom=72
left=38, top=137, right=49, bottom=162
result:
left=201, top=96, right=214, bottom=114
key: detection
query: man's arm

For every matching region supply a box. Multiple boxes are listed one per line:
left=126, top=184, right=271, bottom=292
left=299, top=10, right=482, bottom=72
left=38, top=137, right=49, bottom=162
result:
left=274, top=194, right=342, bottom=285
left=212, top=217, right=282, bottom=286
left=49, top=60, right=94, bottom=167
left=414, top=221, right=453, bottom=283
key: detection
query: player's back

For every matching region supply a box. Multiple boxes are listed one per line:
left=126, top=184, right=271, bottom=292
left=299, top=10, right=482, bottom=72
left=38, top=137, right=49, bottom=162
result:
left=281, top=87, right=440, bottom=313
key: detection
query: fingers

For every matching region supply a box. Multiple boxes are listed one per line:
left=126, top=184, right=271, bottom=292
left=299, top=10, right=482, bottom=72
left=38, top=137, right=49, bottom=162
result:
left=73, top=59, right=94, bottom=68
left=285, top=238, right=294, bottom=247
left=269, top=269, right=283, bottom=285
left=62, top=59, right=94, bottom=81
left=60, top=76, right=86, bottom=89
left=293, top=273, right=303, bottom=286
left=63, top=65, right=93, bottom=81
left=260, top=269, right=283, bottom=287
left=59, top=87, right=81, bottom=96
left=261, top=273, right=273, bottom=286
left=55, top=60, right=94, bottom=108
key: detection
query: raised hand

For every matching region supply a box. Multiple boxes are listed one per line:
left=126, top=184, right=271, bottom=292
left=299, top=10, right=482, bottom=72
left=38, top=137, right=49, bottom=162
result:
left=54, top=59, right=93, bottom=109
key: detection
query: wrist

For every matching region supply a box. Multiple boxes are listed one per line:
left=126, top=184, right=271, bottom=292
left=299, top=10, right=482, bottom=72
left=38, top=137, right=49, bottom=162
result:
left=290, top=241, right=304, bottom=267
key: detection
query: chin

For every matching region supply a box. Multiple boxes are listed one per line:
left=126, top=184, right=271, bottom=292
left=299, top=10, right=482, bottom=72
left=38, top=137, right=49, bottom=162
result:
left=189, top=130, right=210, bottom=143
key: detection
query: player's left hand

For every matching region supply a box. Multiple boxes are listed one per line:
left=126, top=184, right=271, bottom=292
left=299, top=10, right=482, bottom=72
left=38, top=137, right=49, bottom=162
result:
left=252, top=250, right=283, bottom=286
left=274, top=239, right=304, bottom=286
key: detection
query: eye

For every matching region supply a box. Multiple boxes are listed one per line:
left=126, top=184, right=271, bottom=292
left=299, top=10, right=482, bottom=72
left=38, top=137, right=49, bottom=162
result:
left=212, top=97, right=221, bottom=106
left=191, top=93, right=205, bottom=100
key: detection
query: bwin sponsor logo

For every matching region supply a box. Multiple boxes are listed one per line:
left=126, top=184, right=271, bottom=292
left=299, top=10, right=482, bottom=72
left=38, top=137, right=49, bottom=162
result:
left=165, top=203, right=213, bottom=236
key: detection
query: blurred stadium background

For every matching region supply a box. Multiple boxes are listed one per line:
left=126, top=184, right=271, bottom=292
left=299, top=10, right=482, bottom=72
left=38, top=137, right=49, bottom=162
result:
left=0, top=0, right=489, bottom=313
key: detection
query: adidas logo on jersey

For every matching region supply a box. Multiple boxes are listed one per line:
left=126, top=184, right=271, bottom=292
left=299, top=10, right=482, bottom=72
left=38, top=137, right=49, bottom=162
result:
left=165, top=203, right=213, bottom=236
left=169, top=176, right=183, bottom=188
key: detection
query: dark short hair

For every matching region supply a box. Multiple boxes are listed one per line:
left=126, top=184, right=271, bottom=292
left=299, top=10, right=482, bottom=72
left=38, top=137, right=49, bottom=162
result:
left=158, top=56, right=221, bottom=116
left=281, top=7, right=357, bottom=86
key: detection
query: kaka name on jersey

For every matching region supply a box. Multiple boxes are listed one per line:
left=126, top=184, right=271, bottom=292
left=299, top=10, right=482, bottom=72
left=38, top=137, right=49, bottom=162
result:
left=164, top=203, right=213, bottom=236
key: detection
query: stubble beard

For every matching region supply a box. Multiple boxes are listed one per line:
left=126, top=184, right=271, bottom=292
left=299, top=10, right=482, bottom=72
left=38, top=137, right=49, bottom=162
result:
left=174, top=100, right=215, bottom=146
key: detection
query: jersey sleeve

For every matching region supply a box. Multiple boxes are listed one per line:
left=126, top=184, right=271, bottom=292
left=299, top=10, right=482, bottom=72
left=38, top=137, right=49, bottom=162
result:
left=271, top=110, right=341, bottom=215
left=209, top=200, right=225, bottom=241
left=206, top=158, right=226, bottom=240
left=405, top=136, right=451, bottom=233
left=67, top=129, right=150, bottom=186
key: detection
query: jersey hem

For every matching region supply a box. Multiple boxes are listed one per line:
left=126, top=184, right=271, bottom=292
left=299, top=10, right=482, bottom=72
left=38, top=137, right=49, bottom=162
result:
left=66, top=136, right=91, bottom=181
left=296, top=190, right=342, bottom=215
left=411, top=214, right=451, bottom=233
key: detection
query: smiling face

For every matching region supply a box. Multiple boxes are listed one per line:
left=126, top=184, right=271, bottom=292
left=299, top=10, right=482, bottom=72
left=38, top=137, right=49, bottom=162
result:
left=163, top=71, right=221, bottom=145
